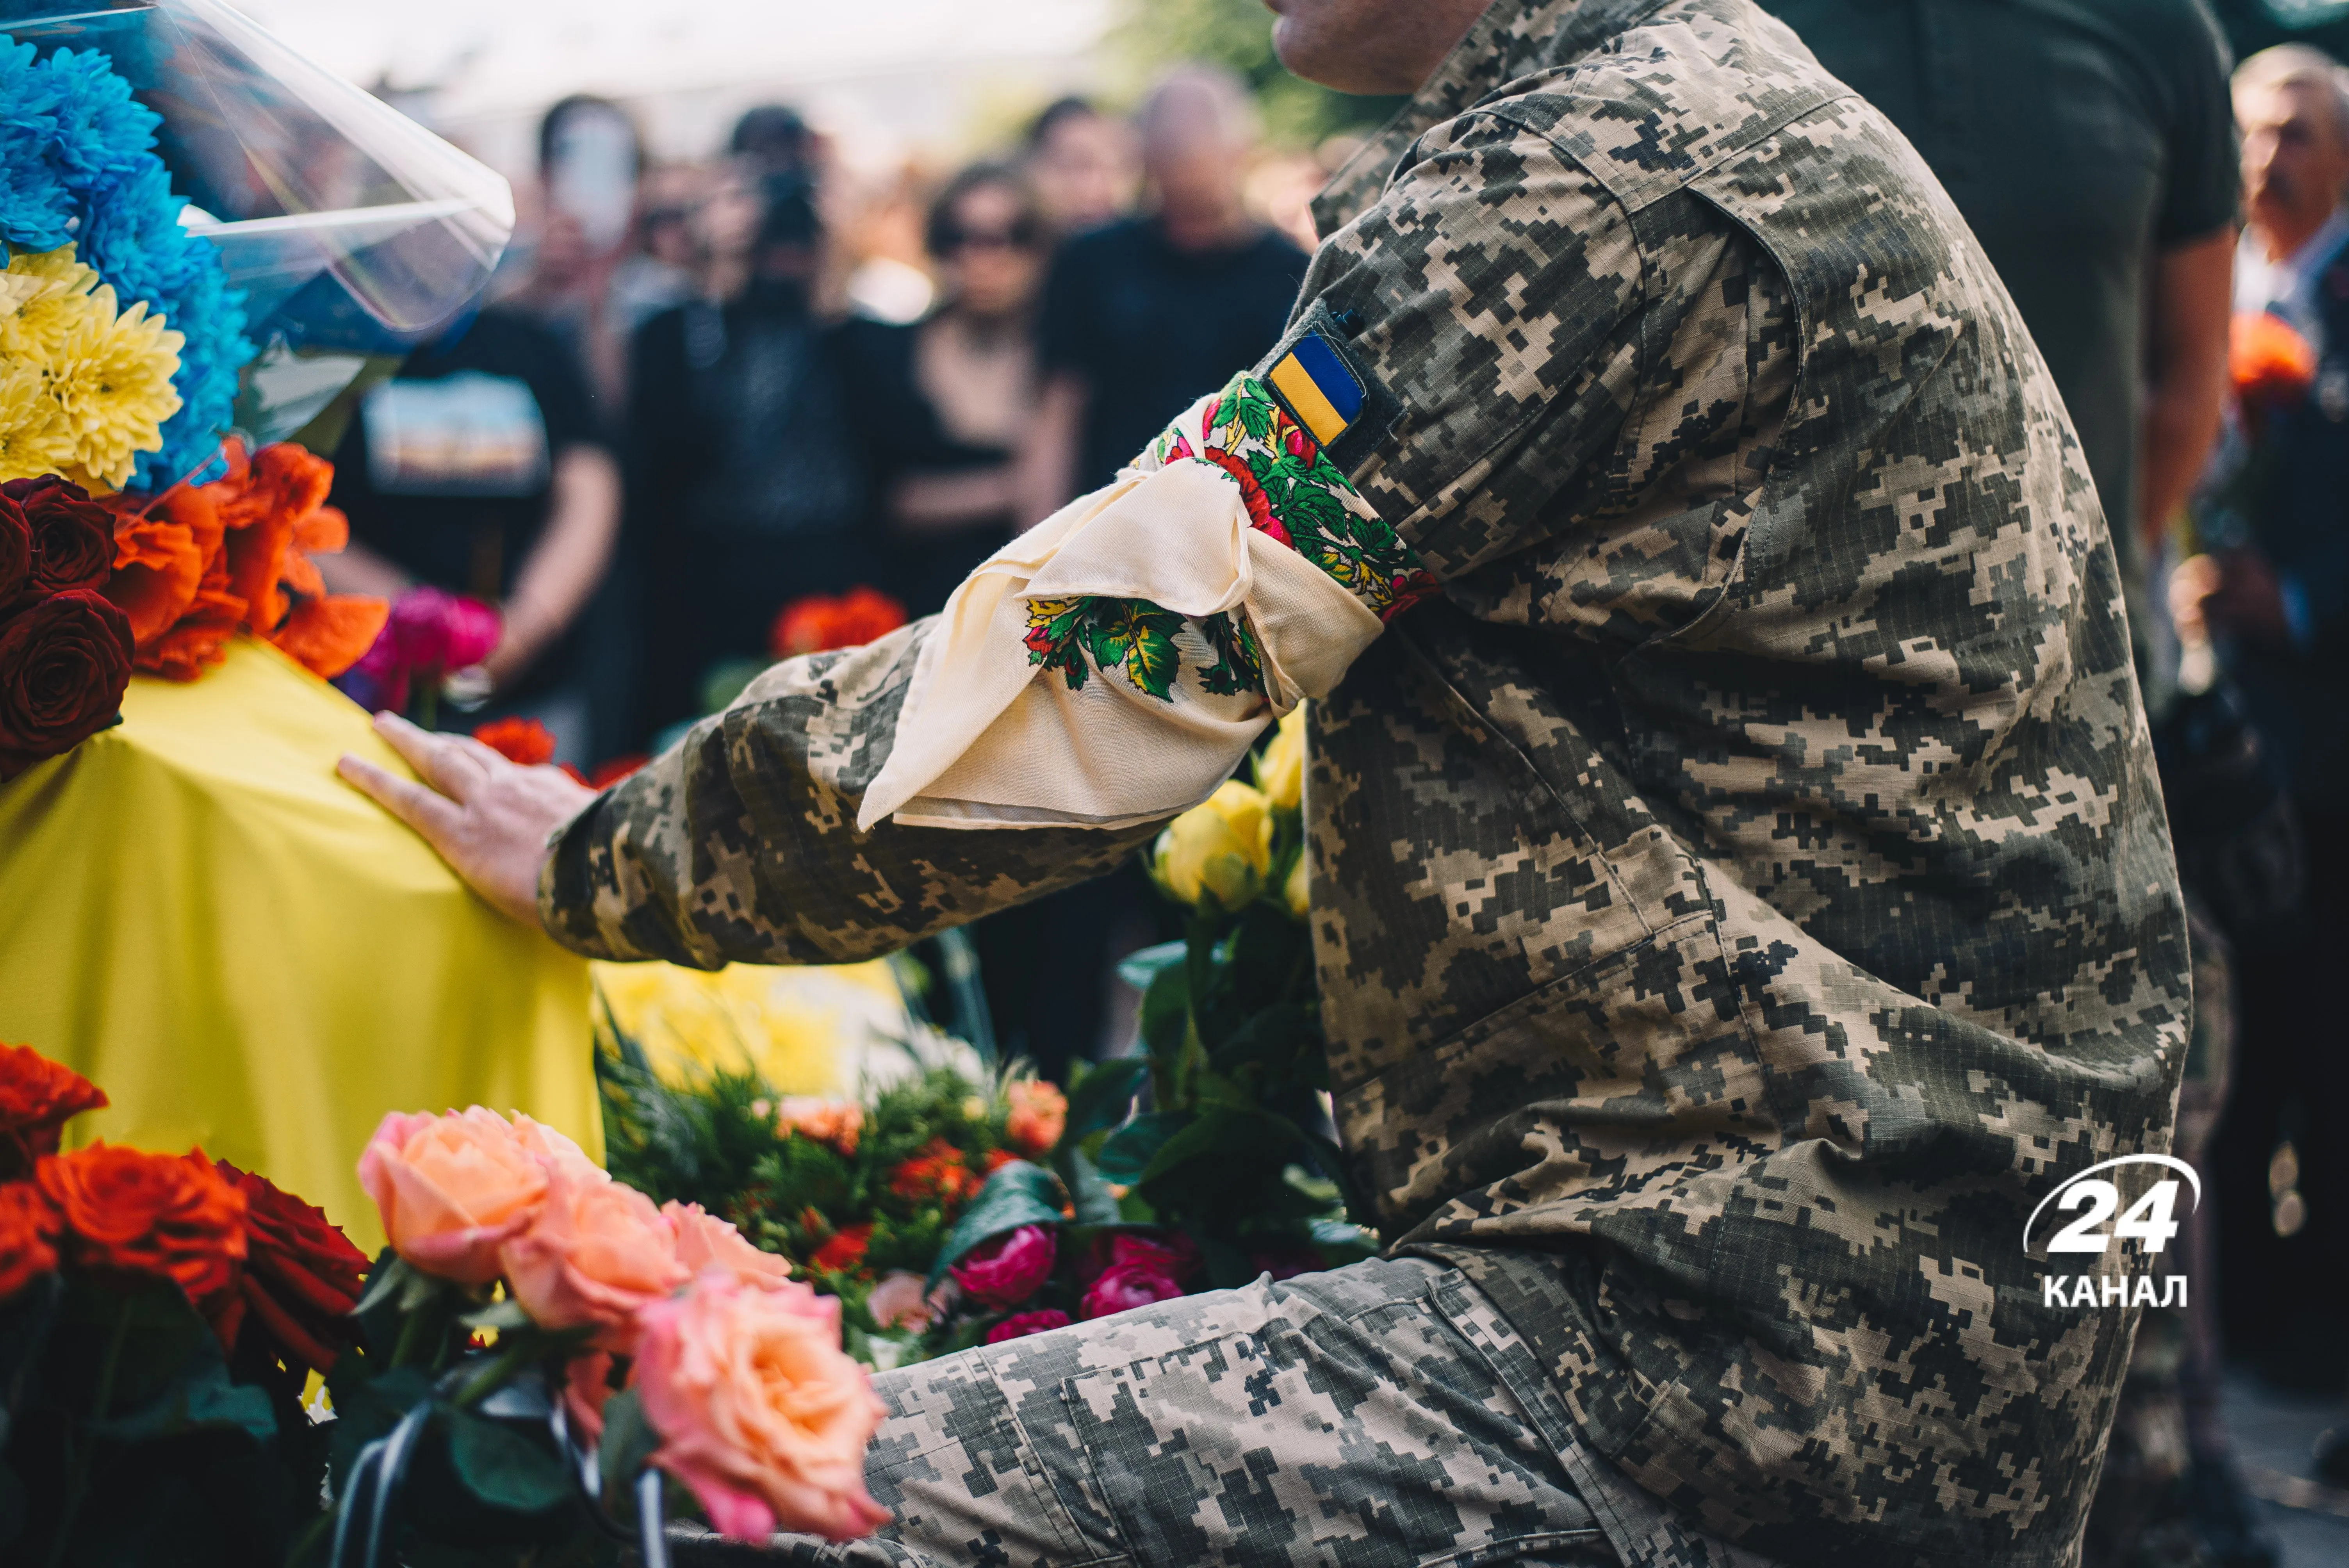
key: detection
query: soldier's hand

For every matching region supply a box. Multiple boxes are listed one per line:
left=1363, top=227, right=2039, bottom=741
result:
left=337, top=711, right=596, bottom=927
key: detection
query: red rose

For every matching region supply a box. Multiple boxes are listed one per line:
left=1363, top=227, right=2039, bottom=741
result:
left=0, top=1042, right=108, bottom=1180
left=0, top=588, right=134, bottom=775
left=213, top=1158, right=370, bottom=1372
left=3, top=476, right=116, bottom=595
left=473, top=716, right=557, bottom=767
left=37, top=1144, right=247, bottom=1326
left=984, top=1308, right=1071, bottom=1344
left=0, top=489, right=29, bottom=604
left=0, top=1181, right=62, bottom=1297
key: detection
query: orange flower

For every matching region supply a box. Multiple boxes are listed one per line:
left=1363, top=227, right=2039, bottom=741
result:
left=771, top=586, right=906, bottom=659
left=775, top=1098, right=863, bottom=1156
left=1004, top=1080, right=1067, bottom=1158
left=0, top=1181, right=62, bottom=1297
left=0, top=1041, right=107, bottom=1180
left=37, top=1144, right=247, bottom=1322
left=501, top=1156, right=689, bottom=1353
left=270, top=593, right=389, bottom=681
left=666, top=1200, right=793, bottom=1290
left=808, top=1223, right=872, bottom=1274
left=2232, top=312, right=2318, bottom=409
left=888, top=1137, right=979, bottom=1205
left=982, top=1148, right=1020, bottom=1175
left=357, top=1108, right=551, bottom=1285
left=474, top=716, right=558, bottom=767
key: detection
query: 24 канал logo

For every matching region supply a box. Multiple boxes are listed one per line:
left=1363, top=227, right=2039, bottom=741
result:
left=2028, top=1154, right=2199, bottom=1310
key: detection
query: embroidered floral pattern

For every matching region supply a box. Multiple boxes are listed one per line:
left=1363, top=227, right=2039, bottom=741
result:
left=1024, top=372, right=1435, bottom=702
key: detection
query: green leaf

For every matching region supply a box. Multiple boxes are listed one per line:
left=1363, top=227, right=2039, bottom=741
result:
left=1139, top=962, right=1191, bottom=1060
left=1138, top=1106, right=1308, bottom=1189
left=1093, top=1111, right=1193, bottom=1183
left=1236, top=392, right=1275, bottom=440
left=446, top=1406, right=570, bottom=1515
left=52, top=1276, right=210, bottom=1416
left=1115, top=941, right=1187, bottom=992
left=1122, top=614, right=1186, bottom=702
left=1064, top=1056, right=1148, bottom=1142
left=597, top=1388, right=663, bottom=1507
left=928, top=1161, right=1068, bottom=1288
left=1063, top=1147, right=1124, bottom=1226
left=89, top=1331, right=276, bottom=1445
left=459, top=1297, right=534, bottom=1334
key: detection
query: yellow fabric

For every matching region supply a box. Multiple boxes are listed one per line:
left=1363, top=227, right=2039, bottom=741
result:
left=1269, top=353, right=1349, bottom=446
left=592, top=959, right=913, bottom=1096
left=0, top=638, right=597, bottom=1254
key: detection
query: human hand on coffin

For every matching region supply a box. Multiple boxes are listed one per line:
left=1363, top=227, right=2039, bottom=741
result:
left=337, top=711, right=594, bottom=925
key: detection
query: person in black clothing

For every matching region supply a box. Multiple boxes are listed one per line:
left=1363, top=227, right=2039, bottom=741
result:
left=1018, top=66, right=1311, bottom=516
left=838, top=164, right=1051, bottom=618
left=626, top=157, right=870, bottom=740
left=322, top=307, right=622, bottom=761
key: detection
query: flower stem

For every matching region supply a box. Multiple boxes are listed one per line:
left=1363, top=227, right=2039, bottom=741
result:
left=451, top=1340, right=537, bottom=1410
left=46, top=1295, right=131, bottom=1568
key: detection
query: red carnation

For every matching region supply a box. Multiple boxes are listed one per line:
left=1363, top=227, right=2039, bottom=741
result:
left=212, top=1158, right=370, bottom=1372
left=0, top=1042, right=108, bottom=1181
left=3, top=476, right=115, bottom=596
left=0, top=588, right=135, bottom=777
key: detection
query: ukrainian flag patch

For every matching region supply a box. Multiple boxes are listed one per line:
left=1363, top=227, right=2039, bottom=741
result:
left=1268, top=333, right=1365, bottom=448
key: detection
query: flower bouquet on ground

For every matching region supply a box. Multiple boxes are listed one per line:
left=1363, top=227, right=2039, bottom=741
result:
left=0, top=1041, right=369, bottom=1566
left=597, top=710, right=1374, bottom=1360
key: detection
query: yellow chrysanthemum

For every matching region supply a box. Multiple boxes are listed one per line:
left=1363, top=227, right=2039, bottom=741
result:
left=0, top=359, right=71, bottom=483
left=42, top=287, right=182, bottom=490
left=0, top=244, right=103, bottom=363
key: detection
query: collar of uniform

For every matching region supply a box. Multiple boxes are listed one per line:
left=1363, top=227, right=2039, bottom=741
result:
left=1309, top=0, right=1680, bottom=237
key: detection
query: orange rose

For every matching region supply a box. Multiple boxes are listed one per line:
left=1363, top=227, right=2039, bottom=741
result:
left=666, top=1201, right=792, bottom=1290
left=633, top=1275, right=888, bottom=1541
left=888, top=1137, right=978, bottom=1205
left=37, top=1144, right=246, bottom=1319
left=0, top=1041, right=107, bottom=1180
left=774, top=1098, right=862, bottom=1156
left=501, top=1158, right=688, bottom=1352
left=0, top=1180, right=61, bottom=1297
left=357, top=1108, right=550, bottom=1285
left=1003, top=1080, right=1067, bottom=1158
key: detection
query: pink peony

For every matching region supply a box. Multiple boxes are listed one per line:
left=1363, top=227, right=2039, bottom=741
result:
left=1079, top=1262, right=1183, bottom=1321
left=633, top=1275, right=889, bottom=1542
left=949, top=1224, right=1056, bottom=1310
left=389, top=586, right=500, bottom=673
left=501, top=1157, right=689, bottom=1352
left=357, top=1108, right=549, bottom=1285
left=1109, top=1229, right=1201, bottom=1283
left=866, top=1270, right=949, bottom=1332
left=666, top=1201, right=793, bottom=1290
left=984, top=1309, right=1071, bottom=1344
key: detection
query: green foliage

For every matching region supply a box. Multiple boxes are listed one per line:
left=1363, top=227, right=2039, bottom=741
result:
left=1109, top=0, right=1406, bottom=146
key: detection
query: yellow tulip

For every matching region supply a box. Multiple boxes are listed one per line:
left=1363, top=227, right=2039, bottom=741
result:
left=1151, top=780, right=1275, bottom=908
left=1283, top=848, right=1310, bottom=919
left=1255, top=704, right=1306, bottom=812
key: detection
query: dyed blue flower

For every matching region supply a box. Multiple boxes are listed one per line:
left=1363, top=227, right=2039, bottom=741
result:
left=40, top=46, right=159, bottom=187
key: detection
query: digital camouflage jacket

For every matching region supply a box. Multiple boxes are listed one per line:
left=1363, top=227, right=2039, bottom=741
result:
left=542, top=1, right=2190, bottom=1562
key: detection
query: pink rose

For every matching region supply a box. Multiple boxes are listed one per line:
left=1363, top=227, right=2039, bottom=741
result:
left=984, top=1308, right=1071, bottom=1344
left=866, top=1270, right=949, bottom=1332
left=1079, top=1262, right=1183, bottom=1321
left=501, top=1158, right=689, bottom=1352
left=949, top=1224, right=1056, bottom=1310
left=666, top=1201, right=792, bottom=1290
left=633, top=1275, right=889, bottom=1542
left=565, top=1350, right=615, bottom=1447
left=512, top=1114, right=599, bottom=1178
left=1109, top=1230, right=1201, bottom=1283
left=357, top=1108, right=549, bottom=1285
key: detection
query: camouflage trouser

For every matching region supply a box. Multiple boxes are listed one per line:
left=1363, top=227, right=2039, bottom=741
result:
left=676, top=1256, right=1778, bottom=1568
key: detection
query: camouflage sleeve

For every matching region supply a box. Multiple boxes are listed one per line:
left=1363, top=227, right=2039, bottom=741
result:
left=535, top=622, right=1160, bottom=967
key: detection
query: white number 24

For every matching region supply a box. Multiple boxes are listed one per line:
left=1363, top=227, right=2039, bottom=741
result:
left=2048, top=1178, right=2181, bottom=1254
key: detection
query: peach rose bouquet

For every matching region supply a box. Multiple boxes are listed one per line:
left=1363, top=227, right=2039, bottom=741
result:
left=339, top=1105, right=885, bottom=1556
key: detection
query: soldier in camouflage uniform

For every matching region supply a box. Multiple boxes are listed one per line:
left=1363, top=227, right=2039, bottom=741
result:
left=344, top=0, right=2193, bottom=1563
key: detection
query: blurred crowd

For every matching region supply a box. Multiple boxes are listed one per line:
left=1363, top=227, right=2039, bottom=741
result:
left=312, top=66, right=1331, bottom=1096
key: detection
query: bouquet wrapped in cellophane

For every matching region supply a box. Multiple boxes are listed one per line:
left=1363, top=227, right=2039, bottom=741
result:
left=0, top=0, right=512, bottom=777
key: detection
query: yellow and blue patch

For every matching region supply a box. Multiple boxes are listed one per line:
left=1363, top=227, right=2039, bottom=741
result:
left=1267, top=333, right=1365, bottom=449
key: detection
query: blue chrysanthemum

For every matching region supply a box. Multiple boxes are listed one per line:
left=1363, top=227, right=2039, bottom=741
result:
left=0, top=38, right=254, bottom=490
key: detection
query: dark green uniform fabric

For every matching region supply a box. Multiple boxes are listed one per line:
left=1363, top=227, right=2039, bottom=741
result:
left=543, top=1, right=2190, bottom=1562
